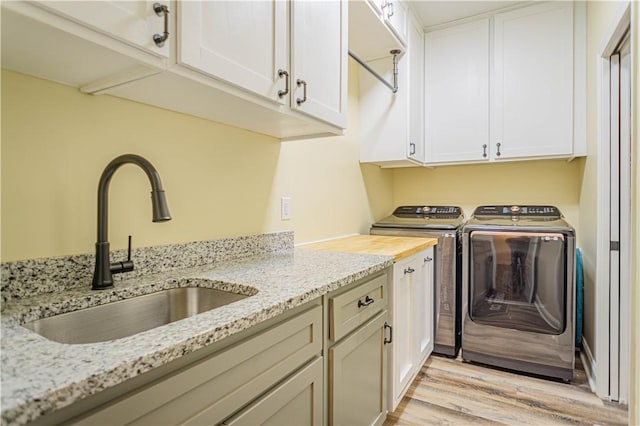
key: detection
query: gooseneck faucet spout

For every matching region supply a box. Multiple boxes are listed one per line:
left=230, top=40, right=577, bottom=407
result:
left=92, top=154, right=171, bottom=290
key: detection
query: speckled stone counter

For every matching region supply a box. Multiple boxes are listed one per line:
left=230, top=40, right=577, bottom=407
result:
left=0, top=238, right=392, bottom=426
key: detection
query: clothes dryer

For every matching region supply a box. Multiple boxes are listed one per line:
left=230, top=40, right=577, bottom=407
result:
left=462, top=205, right=575, bottom=380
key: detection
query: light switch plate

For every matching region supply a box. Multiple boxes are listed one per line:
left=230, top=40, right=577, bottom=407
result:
left=281, top=197, right=292, bottom=220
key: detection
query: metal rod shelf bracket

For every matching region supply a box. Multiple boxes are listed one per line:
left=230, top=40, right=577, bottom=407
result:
left=349, top=49, right=401, bottom=93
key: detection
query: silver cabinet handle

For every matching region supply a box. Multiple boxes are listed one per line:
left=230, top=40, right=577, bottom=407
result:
left=296, top=79, right=307, bottom=105
left=387, top=1, right=394, bottom=18
left=152, top=3, right=170, bottom=47
left=277, top=69, right=289, bottom=98
left=409, top=142, right=416, bottom=156
left=404, top=267, right=415, bottom=274
left=482, top=144, right=487, bottom=158
left=424, top=256, right=432, bottom=263
left=496, top=142, right=502, bottom=157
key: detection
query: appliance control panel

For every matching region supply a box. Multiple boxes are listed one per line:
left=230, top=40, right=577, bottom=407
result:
left=473, top=205, right=561, bottom=218
left=393, top=205, right=462, bottom=217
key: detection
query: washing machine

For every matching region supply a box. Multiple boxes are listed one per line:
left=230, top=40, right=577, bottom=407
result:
left=462, top=205, right=576, bottom=380
left=370, top=205, right=465, bottom=357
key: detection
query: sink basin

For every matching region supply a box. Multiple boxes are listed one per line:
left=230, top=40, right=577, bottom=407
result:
left=23, top=286, right=253, bottom=344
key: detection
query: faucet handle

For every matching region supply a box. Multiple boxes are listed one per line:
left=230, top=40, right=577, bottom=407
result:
left=110, top=235, right=135, bottom=275
left=126, top=235, right=132, bottom=262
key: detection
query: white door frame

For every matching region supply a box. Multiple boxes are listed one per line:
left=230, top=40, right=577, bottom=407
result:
left=595, top=2, right=632, bottom=402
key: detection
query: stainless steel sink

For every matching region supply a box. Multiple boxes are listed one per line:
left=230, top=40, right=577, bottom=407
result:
left=23, top=287, right=253, bottom=344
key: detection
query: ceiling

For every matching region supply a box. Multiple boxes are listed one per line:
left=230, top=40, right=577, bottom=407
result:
left=408, top=1, right=527, bottom=28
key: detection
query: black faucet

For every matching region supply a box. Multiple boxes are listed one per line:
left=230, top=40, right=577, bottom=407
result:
left=92, top=154, right=171, bottom=290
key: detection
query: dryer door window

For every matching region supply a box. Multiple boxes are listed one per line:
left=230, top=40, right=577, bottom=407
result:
left=468, top=231, right=567, bottom=335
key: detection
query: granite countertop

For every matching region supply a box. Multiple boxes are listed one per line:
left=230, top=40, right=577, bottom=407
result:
left=0, top=248, right=393, bottom=426
left=301, top=234, right=438, bottom=260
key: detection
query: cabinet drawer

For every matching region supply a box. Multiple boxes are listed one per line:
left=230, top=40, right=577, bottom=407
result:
left=72, top=304, right=322, bottom=426
left=330, top=273, right=387, bottom=342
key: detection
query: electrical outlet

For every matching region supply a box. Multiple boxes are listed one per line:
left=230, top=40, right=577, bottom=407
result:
left=281, top=197, right=292, bottom=220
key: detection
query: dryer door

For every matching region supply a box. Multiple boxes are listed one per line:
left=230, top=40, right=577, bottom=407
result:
left=468, top=231, right=567, bottom=334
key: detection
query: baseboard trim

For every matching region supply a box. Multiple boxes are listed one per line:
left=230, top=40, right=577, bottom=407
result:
left=581, top=337, right=597, bottom=393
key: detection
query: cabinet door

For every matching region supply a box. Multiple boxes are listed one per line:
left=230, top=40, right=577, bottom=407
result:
left=359, top=15, right=422, bottom=167
left=414, top=248, right=434, bottom=364
left=390, top=255, right=416, bottom=410
left=424, top=19, right=490, bottom=164
left=223, top=358, right=323, bottom=426
left=358, top=54, right=410, bottom=166
left=34, top=1, right=169, bottom=59
left=384, top=0, right=407, bottom=45
left=291, top=0, right=347, bottom=127
left=408, top=12, right=425, bottom=163
left=180, top=1, right=288, bottom=103
left=71, top=305, right=322, bottom=425
left=492, top=2, right=573, bottom=159
left=330, top=311, right=387, bottom=426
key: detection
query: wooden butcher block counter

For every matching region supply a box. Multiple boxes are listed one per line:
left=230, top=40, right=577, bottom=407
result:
left=301, top=235, right=437, bottom=261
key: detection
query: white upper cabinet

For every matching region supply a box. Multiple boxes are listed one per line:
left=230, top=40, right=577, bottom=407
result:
left=290, top=0, right=348, bottom=128
left=407, top=12, right=425, bottom=164
left=423, top=1, right=585, bottom=166
left=424, top=19, right=490, bottom=164
left=383, top=0, right=408, bottom=45
left=1, top=0, right=169, bottom=91
left=1, top=0, right=347, bottom=140
left=33, top=1, right=170, bottom=59
left=179, top=1, right=288, bottom=104
left=178, top=0, right=347, bottom=129
left=491, top=1, right=574, bottom=159
left=348, top=0, right=404, bottom=63
left=359, top=10, right=423, bottom=167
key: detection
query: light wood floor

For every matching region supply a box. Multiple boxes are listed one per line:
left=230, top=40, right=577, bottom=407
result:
left=385, top=354, right=628, bottom=425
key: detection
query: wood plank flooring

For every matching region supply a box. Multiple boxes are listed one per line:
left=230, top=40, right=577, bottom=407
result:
left=385, top=354, right=628, bottom=425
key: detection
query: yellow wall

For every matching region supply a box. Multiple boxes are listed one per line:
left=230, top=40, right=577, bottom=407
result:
left=392, top=159, right=583, bottom=229
left=0, top=62, right=394, bottom=262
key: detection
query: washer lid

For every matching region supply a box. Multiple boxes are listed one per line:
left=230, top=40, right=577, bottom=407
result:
left=372, top=205, right=465, bottom=230
left=465, top=205, right=573, bottom=231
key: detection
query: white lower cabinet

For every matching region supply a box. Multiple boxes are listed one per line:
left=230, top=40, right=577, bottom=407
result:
left=388, top=247, right=434, bottom=411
